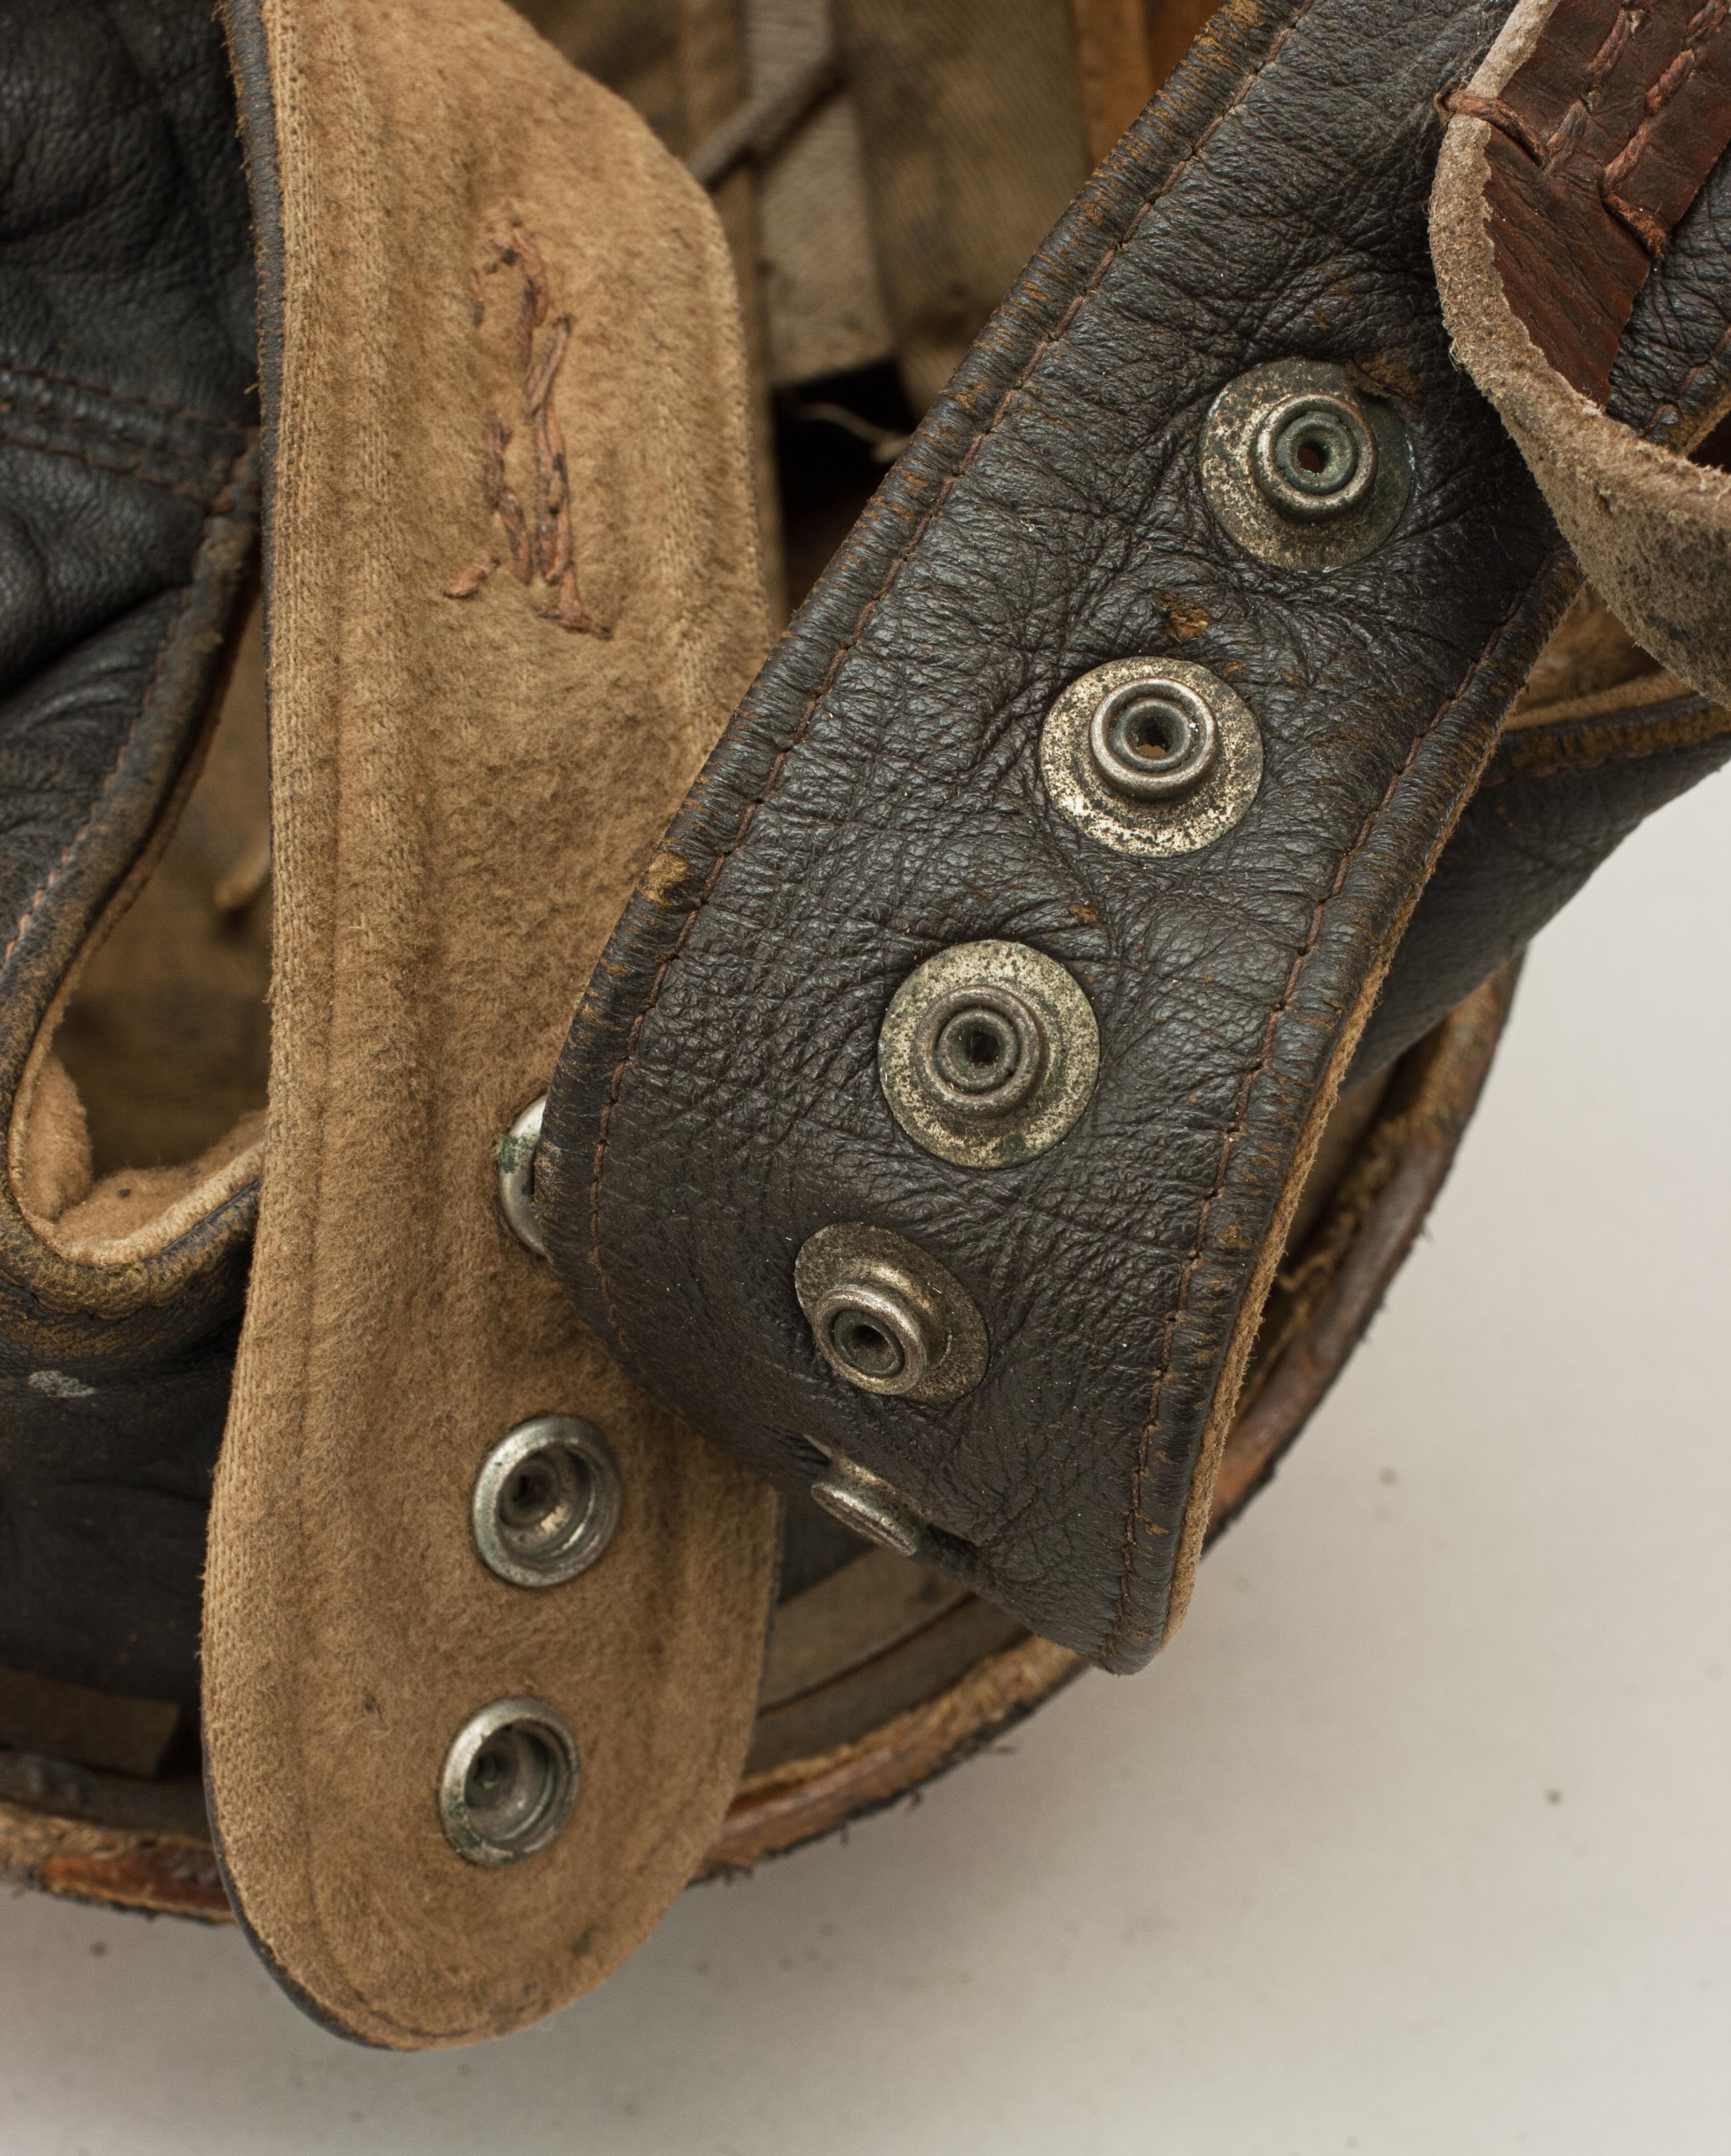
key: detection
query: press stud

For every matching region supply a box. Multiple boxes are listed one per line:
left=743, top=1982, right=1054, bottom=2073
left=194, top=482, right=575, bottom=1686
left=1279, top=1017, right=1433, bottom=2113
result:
left=1040, top=657, right=1262, bottom=858
left=810, top=1450, right=932, bottom=1559
left=496, top=1095, right=548, bottom=1257
left=471, top=1415, right=621, bottom=1588
left=1199, top=357, right=1412, bottom=568
left=794, top=1222, right=987, bottom=1405
left=439, top=1698, right=578, bottom=1865
left=880, top=940, right=1099, bottom=1167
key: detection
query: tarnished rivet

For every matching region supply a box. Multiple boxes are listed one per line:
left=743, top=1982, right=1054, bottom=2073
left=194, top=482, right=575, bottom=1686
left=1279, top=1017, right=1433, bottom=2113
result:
left=1199, top=357, right=1412, bottom=568
left=795, top=1222, right=987, bottom=1405
left=1251, top=391, right=1378, bottom=520
left=439, top=1698, right=578, bottom=1866
left=881, top=941, right=1097, bottom=1168
left=496, top=1096, right=548, bottom=1258
left=1087, top=674, right=1219, bottom=801
left=1041, top=657, right=1262, bottom=859
left=471, top=1415, right=620, bottom=1589
left=810, top=1451, right=932, bottom=1559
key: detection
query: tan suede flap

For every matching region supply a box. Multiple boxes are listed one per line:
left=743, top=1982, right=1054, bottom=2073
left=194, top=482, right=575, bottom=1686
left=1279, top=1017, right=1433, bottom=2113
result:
left=201, top=0, right=777, bottom=2048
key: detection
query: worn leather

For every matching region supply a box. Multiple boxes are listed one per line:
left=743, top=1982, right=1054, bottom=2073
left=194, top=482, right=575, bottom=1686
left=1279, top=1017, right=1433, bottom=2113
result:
left=0, top=0, right=258, bottom=1707
left=0, top=0, right=1726, bottom=1708
left=539, top=0, right=1731, bottom=1671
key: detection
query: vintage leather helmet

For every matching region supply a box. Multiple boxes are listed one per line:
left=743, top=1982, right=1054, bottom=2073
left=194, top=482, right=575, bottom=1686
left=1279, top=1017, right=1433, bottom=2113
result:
left=1, top=0, right=1726, bottom=2047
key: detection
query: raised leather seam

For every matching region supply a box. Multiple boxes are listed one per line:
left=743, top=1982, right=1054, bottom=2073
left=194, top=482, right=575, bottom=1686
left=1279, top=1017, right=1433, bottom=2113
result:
left=0, top=425, right=242, bottom=508
left=1480, top=693, right=1731, bottom=781
left=1102, top=544, right=1570, bottom=1662
left=0, top=360, right=246, bottom=435
left=0, top=434, right=260, bottom=1308
left=585, top=0, right=1327, bottom=1344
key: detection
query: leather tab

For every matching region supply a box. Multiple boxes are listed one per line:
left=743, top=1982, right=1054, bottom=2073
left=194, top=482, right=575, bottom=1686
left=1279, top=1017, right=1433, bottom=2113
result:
left=541, top=0, right=1580, bottom=1672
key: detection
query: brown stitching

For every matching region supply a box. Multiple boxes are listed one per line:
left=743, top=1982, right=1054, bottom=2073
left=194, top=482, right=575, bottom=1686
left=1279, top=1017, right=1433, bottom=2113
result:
left=585, top=0, right=1326, bottom=1339
left=0, top=426, right=233, bottom=508
left=447, top=233, right=602, bottom=632
left=1099, top=556, right=1565, bottom=1665
left=1599, top=0, right=1728, bottom=254
left=0, top=361, right=244, bottom=435
left=1445, top=87, right=1548, bottom=160
left=0, top=437, right=253, bottom=982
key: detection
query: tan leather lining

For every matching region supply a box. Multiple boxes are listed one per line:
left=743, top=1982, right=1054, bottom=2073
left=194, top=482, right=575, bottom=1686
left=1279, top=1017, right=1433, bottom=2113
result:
left=200, top=0, right=777, bottom=2048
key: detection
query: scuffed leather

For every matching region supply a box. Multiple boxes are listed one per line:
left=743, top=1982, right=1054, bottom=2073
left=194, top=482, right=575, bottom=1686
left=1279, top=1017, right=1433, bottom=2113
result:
left=0, top=0, right=258, bottom=1704
left=542, top=0, right=1588, bottom=1670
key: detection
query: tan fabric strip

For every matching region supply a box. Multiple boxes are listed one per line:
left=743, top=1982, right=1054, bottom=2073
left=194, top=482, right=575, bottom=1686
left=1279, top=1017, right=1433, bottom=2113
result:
left=1433, top=0, right=1731, bottom=703
left=202, top=0, right=777, bottom=2048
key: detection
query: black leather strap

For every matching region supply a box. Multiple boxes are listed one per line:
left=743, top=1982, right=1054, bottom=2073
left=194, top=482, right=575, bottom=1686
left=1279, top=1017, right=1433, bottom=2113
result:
left=540, top=0, right=1726, bottom=1670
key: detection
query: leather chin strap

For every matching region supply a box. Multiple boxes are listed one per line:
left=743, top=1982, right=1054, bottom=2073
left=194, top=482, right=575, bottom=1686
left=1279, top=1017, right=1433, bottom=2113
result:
left=538, top=0, right=1731, bottom=1673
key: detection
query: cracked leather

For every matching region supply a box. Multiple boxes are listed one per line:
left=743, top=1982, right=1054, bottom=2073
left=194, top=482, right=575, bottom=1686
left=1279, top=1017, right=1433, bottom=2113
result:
left=540, top=0, right=1730, bottom=1670
left=0, top=0, right=258, bottom=1706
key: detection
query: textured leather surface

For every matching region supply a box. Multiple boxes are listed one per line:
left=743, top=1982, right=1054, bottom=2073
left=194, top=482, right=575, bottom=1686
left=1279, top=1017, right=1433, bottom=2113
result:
left=0, top=0, right=258, bottom=1705
left=542, top=0, right=1591, bottom=1671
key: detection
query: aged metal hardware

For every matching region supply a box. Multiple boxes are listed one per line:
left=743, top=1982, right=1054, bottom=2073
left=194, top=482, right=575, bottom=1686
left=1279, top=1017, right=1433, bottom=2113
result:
left=1040, top=657, right=1262, bottom=857
left=878, top=940, right=1099, bottom=1167
left=438, top=1698, right=578, bottom=1866
left=496, top=1095, right=549, bottom=1257
left=793, top=1222, right=988, bottom=1405
left=1200, top=357, right=1412, bottom=567
left=809, top=1450, right=932, bottom=1559
left=471, top=1415, right=621, bottom=1589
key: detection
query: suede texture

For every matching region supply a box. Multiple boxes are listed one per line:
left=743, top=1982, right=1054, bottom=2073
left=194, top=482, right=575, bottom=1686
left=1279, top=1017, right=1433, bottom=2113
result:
left=200, top=0, right=777, bottom=2048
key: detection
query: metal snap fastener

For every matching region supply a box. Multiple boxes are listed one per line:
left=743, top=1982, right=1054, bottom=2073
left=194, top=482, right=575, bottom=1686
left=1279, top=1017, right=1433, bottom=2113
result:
left=1251, top=390, right=1378, bottom=519
left=1087, top=674, right=1219, bottom=800
left=880, top=940, right=1099, bottom=1167
left=471, top=1415, right=621, bottom=1588
left=1040, top=657, right=1262, bottom=858
left=439, top=1698, right=578, bottom=1865
left=810, top=1449, right=932, bottom=1560
left=496, top=1095, right=548, bottom=1257
left=1199, top=357, right=1412, bottom=568
left=794, top=1222, right=987, bottom=1405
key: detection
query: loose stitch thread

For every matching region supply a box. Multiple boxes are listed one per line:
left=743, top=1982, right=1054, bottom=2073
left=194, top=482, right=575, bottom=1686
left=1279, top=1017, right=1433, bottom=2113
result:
left=587, top=0, right=1326, bottom=1345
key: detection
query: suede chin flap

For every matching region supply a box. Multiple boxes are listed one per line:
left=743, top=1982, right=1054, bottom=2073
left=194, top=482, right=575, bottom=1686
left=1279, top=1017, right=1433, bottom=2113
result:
left=200, top=0, right=777, bottom=2050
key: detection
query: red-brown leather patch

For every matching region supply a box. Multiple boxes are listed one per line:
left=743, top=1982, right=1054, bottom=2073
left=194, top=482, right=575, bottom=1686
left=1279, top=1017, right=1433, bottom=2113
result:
left=1455, top=0, right=1731, bottom=399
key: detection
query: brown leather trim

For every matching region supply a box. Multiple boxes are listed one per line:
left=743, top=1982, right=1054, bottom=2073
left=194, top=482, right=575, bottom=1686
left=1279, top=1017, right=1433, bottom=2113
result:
left=1459, top=0, right=1731, bottom=399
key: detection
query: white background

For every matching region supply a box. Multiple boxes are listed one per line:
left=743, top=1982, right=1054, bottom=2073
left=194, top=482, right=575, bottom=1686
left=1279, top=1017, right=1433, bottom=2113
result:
left=3, top=771, right=1726, bottom=2156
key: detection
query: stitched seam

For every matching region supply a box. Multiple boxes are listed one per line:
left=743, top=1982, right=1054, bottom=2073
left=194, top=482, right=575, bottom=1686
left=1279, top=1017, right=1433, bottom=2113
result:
left=586, top=0, right=1324, bottom=1338
left=0, top=426, right=232, bottom=507
left=0, top=361, right=244, bottom=433
left=1099, top=553, right=1565, bottom=1664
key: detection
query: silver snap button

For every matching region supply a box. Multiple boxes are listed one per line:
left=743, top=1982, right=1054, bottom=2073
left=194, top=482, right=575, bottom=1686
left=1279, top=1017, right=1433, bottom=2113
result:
left=496, top=1096, right=548, bottom=1257
left=880, top=940, right=1098, bottom=1167
left=794, top=1222, right=987, bottom=1405
left=1251, top=389, right=1378, bottom=520
left=471, top=1415, right=621, bottom=1588
left=1200, top=358, right=1412, bottom=567
left=1040, top=657, right=1262, bottom=858
left=1087, top=674, right=1219, bottom=800
left=439, top=1698, right=578, bottom=1865
left=810, top=1450, right=932, bottom=1560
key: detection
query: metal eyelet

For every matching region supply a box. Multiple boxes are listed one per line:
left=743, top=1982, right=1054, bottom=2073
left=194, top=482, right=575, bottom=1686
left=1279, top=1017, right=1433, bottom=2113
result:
left=1250, top=389, right=1378, bottom=520
left=809, top=1449, right=933, bottom=1560
left=496, top=1096, right=548, bottom=1257
left=794, top=1222, right=987, bottom=1405
left=879, top=940, right=1098, bottom=1167
left=1200, top=358, right=1412, bottom=567
left=471, top=1416, right=621, bottom=1588
left=1040, top=657, right=1262, bottom=858
left=439, top=1698, right=578, bottom=1865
